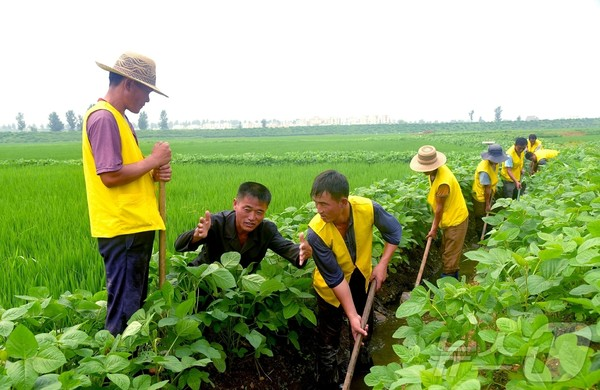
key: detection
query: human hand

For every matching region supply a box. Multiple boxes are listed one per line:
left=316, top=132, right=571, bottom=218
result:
left=150, top=141, right=171, bottom=168
left=349, top=314, right=368, bottom=341
left=192, top=210, right=211, bottom=242
left=370, top=264, right=386, bottom=292
left=153, top=163, right=172, bottom=182
left=515, top=181, right=522, bottom=190
left=298, top=232, right=312, bottom=266
left=426, top=228, right=437, bottom=240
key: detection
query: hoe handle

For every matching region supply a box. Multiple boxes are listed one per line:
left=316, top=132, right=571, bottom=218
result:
left=480, top=212, right=489, bottom=242
left=159, top=182, right=166, bottom=288
left=342, top=282, right=377, bottom=390
left=414, top=236, right=433, bottom=288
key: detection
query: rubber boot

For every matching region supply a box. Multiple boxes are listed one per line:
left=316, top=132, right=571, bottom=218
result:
left=440, top=271, right=459, bottom=280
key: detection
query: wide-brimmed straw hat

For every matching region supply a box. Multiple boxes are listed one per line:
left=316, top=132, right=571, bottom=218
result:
left=96, top=52, right=168, bottom=97
left=481, top=143, right=508, bottom=164
left=410, top=145, right=447, bottom=172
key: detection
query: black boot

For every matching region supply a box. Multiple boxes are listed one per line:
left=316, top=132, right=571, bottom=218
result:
left=440, top=271, right=459, bottom=280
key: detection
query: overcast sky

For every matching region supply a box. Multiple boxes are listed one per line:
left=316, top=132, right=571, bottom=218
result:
left=2, top=0, right=599, bottom=127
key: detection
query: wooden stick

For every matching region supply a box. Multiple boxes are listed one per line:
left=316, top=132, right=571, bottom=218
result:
left=480, top=212, right=489, bottom=242
left=414, top=236, right=433, bottom=288
left=342, top=282, right=377, bottom=390
left=158, top=181, right=166, bottom=288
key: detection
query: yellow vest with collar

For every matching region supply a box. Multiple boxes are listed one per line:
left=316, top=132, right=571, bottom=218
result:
left=427, top=165, right=468, bottom=228
left=527, top=139, right=542, bottom=152
left=500, top=145, right=525, bottom=182
left=310, top=196, right=374, bottom=307
left=82, top=101, right=164, bottom=238
left=472, top=160, right=499, bottom=202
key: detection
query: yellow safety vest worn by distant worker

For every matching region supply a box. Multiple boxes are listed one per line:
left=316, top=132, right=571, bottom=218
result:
left=527, top=139, right=542, bottom=153
left=472, top=160, right=499, bottom=203
left=535, top=149, right=559, bottom=160
left=82, top=100, right=165, bottom=238
left=428, top=165, right=468, bottom=228
left=500, top=145, right=525, bottom=183
left=310, top=196, right=374, bottom=307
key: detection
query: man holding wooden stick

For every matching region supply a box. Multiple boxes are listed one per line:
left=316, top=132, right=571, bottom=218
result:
left=82, top=52, right=172, bottom=335
left=410, top=145, right=468, bottom=280
left=306, top=170, right=402, bottom=389
left=472, top=143, right=508, bottom=239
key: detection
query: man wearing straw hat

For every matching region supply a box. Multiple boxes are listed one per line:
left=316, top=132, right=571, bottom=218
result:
left=410, top=145, right=468, bottom=280
left=82, top=52, right=172, bottom=335
left=472, top=143, right=509, bottom=238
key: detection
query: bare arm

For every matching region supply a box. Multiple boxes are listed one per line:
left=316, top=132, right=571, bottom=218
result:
left=100, top=141, right=171, bottom=187
left=505, top=167, right=521, bottom=189
left=370, top=242, right=398, bottom=292
left=427, top=194, right=446, bottom=239
left=331, top=280, right=368, bottom=341
left=483, top=184, right=492, bottom=212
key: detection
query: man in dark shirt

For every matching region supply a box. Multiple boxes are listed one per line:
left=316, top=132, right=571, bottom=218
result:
left=175, top=182, right=311, bottom=269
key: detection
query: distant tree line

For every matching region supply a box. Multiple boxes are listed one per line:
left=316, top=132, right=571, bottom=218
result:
left=5, top=109, right=171, bottom=132
left=3, top=110, right=600, bottom=135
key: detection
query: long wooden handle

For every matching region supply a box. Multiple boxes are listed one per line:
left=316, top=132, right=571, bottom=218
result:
left=158, top=181, right=166, bottom=288
left=414, top=236, right=433, bottom=288
left=342, top=282, right=377, bottom=390
left=480, top=212, right=489, bottom=242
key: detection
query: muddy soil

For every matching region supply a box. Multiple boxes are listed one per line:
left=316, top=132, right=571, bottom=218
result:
left=206, top=225, right=481, bottom=389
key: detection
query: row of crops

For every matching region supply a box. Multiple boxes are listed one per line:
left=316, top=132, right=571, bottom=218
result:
left=1, top=132, right=599, bottom=389
left=365, top=146, right=600, bottom=389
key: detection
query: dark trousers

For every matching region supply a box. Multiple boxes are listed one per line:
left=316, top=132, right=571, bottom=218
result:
left=98, top=231, right=155, bottom=335
left=316, top=269, right=374, bottom=388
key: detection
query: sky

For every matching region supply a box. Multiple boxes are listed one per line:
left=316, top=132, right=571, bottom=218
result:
left=1, top=0, right=599, bottom=128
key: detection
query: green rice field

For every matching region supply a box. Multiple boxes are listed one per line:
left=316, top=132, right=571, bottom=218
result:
left=0, top=127, right=597, bottom=308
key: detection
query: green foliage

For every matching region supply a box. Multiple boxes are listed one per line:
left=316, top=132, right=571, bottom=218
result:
left=138, top=111, right=149, bottom=131
left=16, top=113, right=26, bottom=131
left=2, top=126, right=600, bottom=388
left=65, top=110, right=77, bottom=131
left=365, top=144, right=600, bottom=389
left=47, top=112, right=64, bottom=132
left=159, top=110, right=169, bottom=130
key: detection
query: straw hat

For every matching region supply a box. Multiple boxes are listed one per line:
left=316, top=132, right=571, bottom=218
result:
left=410, top=145, right=447, bottom=172
left=96, top=52, right=167, bottom=97
left=480, top=143, right=508, bottom=164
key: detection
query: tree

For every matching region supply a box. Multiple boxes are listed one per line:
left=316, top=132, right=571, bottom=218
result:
left=76, top=115, right=83, bottom=131
left=48, top=112, right=65, bottom=131
left=494, top=106, right=502, bottom=122
left=261, top=119, right=267, bottom=128
left=16, top=112, right=26, bottom=131
left=159, top=110, right=169, bottom=130
left=65, top=110, right=77, bottom=130
left=468, top=110, right=474, bottom=122
left=138, top=111, right=149, bottom=130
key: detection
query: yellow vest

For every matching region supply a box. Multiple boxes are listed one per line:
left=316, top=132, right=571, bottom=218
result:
left=472, top=160, right=499, bottom=202
left=427, top=165, right=468, bottom=228
left=500, top=145, right=524, bottom=182
left=535, top=149, right=559, bottom=160
left=309, top=196, right=374, bottom=307
left=82, top=101, right=165, bottom=238
left=527, top=139, right=542, bottom=152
